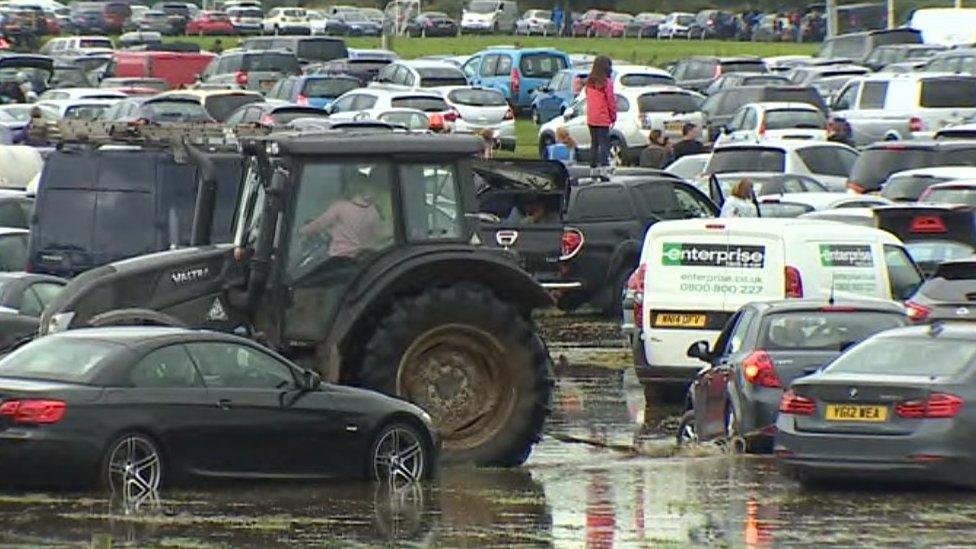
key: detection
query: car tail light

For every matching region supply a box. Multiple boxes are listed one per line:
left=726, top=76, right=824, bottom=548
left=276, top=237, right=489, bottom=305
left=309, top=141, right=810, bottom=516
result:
left=234, top=70, right=248, bottom=86
left=0, top=400, right=67, bottom=424
left=896, top=393, right=963, bottom=418
left=296, top=94, right=308, bottom=106
left=560, top=228, right=584, bottom=260
left=443, top=109, right=461, bottom=122
left=784, top=266, right=803, bottom=298
left=511, top=68, right=521, bottom=95
left=847, top=181, right=866, bottom=194
left=905, top=300, right=932, bottom=323
left=779, top=390, right=815, bottom=415
left=757, top=121, right=766, bottom=138
left=629, top=263, right=647, bottom=328
left=910, top=215, right=947, bottom=234
left=743, top=350, right=782, bottom=388
left=909, top=116, right=924, bottom=132
left=503, top=107, right=514, bottom=120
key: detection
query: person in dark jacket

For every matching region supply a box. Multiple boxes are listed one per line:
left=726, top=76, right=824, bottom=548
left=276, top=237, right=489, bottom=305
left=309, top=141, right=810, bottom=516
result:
left=639, top=129, right=671, bottom=168
left=672, top=123, right=705, bottom=160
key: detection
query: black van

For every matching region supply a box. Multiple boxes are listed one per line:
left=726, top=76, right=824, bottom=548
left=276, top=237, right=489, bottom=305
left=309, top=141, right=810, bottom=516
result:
left=27, top=148, right=244, bottom=278
left=242, top=36, right=349, bottom=64
left=817, top=28, right=921, bottom=63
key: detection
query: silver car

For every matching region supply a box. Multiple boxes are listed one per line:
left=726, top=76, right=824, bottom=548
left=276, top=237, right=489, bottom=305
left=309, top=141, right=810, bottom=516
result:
left=197, top=49, right=301, bottom=93
left=436, top=86, right=516, bottom=151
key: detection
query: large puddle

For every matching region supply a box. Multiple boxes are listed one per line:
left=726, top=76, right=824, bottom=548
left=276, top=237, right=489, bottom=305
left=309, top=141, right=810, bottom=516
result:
left=2, top=315, right=975, bottom=546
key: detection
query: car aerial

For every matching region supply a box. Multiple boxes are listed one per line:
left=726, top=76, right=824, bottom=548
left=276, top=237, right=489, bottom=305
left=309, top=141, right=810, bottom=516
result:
left=406, top=11, right=457, bottom=37
left=863, top=43, right=946, bottom=71
left=515, top=9, right=554, bottom=36
left=704, top=73, right=792, bottom=96
left=224, top=101, right=327, bottom=127
left=226, top=5, right=263, bottom=34
left=592, top=12, right=632, bottom=38
left=375, top=59, right=468, bottom=89
left=672, top=56, right=769, bottom=94
left=0, top=326, right=438, bottom=490
left=267, top=74, right=359, bottom=109
left=0, top=272, right=65, bottom=351
left=628, top=12, right=665, bottom=38
left=657, top=12, right=694, bottom=39
left=0, top=228, right=28, bottom=272
left=196, top=49, right=301, bottom=93
left=627, top=218, right=922, bottom=389
left=154, top=89, right=263, bottom=122
left=336, top=10, right=383, bottom=36
left=681, top=299, right=909, bottom=452
left=713, top=102, right=827, bottom=147
left=37, top=98, right=120, bottom=119
left=920, top=180, right=976, bottom=207
left=262, top=7, right=311, bottom=35
left=879, top=167, right=976, bottom=203
left=185, top=10, right=235, bottom=36
left=776, top=322, right=976, bottom=489
left=462, top=47, right=570, bottom=112
left=101, top=95, right=215, bottom=123
left=38, top=87, right=126, bottom=101
left=846, top=140, right=976, bottom=194
left=325, top=87, right=455, bottom=126
left=539, top=85, right=706, bottom=166
left=704, top=140, right=858, bottom=191
left=437, top=86, right=515, bottom=151
left=831, top=73, right=976, bottom=146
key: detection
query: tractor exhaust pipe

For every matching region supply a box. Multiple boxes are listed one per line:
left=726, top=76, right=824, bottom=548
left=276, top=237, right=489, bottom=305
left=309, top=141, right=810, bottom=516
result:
left=184, top=140, right=217, bottom=246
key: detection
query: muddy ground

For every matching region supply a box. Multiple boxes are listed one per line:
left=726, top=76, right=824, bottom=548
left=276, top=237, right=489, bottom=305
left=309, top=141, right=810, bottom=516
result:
left=1, top=312, right=975, bottom=547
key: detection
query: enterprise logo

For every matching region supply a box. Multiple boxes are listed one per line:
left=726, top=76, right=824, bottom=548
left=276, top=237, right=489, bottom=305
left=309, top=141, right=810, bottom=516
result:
left=662, top=243, right=765, bottom=269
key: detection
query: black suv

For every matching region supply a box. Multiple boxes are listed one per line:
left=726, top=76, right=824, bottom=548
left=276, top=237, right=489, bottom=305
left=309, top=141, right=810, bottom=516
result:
left=671, top=56, right=767, bottom=93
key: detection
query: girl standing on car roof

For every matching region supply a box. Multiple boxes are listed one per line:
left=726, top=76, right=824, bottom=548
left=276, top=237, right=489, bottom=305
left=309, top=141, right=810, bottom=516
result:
left=584, top=55, right=616, bottom=174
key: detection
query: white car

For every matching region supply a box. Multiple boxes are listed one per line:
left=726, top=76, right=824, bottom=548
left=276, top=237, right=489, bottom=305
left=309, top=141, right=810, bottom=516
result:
left=613, top=64, right=676, bottom=88
left=262, top=7, right=311, bottom=35
left=327, top=87, right=456, bottom=131
left=657, top=12, right=694, bottom=39
left=879, top=166, right=976, bottom=202
left=538, top=85, right=705, bottom=166
left=758, top=192, right=893, bottom=211
left=515, top=9, right=555, bottom=35
left=460, top=0, right=518, bottom=34
left=374, top=60, right=468, bottom=90
left=713, top=102, right=827, bottom=147
left=226, top=5, right=263, bottom=33
left=703, top=140, right=859, bottom=191
left=37, top=98, right=121, bottom=119
left=305, top=9, right=330, bottom=35
left=436, top=86, right=515, bottom=151
left=40, top=36, right=113, bottom=56
left=38, top=88, right=127, bottom=102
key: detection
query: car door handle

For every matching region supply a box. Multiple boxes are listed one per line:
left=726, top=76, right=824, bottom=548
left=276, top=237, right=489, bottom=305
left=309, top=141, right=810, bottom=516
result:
left=217, top=399, right=232, bottom=409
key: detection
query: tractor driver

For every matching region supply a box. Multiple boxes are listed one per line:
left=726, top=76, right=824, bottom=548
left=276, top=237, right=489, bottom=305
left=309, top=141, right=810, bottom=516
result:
left=300, top=170, right=386, bottom=260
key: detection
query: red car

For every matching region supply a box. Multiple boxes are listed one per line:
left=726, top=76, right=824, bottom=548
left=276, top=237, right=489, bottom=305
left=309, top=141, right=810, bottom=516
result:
left=571, top=9, right=604, bottom=37
left=592, top=12, right=632, bottom=37
left=185, top=11, right=236, bottom=35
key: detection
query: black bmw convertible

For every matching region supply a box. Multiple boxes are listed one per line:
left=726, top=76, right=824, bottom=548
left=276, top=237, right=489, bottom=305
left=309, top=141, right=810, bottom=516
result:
left=0, top=327, right=437, bottom=492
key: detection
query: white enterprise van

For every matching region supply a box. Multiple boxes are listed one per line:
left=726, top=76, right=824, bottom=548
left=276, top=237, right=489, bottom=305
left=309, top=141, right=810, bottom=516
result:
left=630, top=218, right=922, bottom=385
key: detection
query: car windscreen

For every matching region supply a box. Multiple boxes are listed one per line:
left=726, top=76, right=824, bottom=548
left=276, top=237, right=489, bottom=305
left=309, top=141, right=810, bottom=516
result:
left=708, top=148, right=786, bottom=173
left=764, top=109, right=825, bottom=130
left=272, top=108, right=327, bottom=124
left=822, top=35, right=868, bottom=60
left=391, top=96, right=448, bottom=111
left=79, top=38, right=112, bottom=49
left=417, top=68, right=467, bottom=87
left=920, top=79, right=976, bottom=108
left=140, top=100, right=211, bottom=122
left=297, top=40, right=349, bottom=62
left=52, top=67, right=91, bottom=87
left=519, top=54, right=567, bottom=79
left=447, top=88, right=507, bottom=106
left=468, top=0, right=498, bottom=14
left=761, top=311, right=906, bottom=351
left=637, top=92, right=699, bottom=113
left=849, top=148, right=941, bottom=191
left=796, top=146, right=858, bottom=177
left=203, top=94, right=262, bottom=121
left=825, top=336, right=976, bottom=377
left=0, top=337, right=121, bottom=382
left=922, top=187, right=976, bottom=206
left=619, top=74, right=673, bottom=87
left=302, top=77, right=359, bottom=98
left=721, top=61, right=767, bottom=74
left=880, top=175, right=950, bottom=201
left=244, top=53, right=300, bottom=73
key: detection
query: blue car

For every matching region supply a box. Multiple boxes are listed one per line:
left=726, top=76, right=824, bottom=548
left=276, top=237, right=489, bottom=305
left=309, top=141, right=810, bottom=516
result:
left=461, top=47, right=570, bottom=112
left=529, top=67, right=589, bottom=124
left=267, top=74, right=361, bottom=109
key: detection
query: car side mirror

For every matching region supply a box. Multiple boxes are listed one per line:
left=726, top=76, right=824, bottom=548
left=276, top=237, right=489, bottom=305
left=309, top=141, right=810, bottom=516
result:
left=303, top=369, right=322, bottom=391
left=686, top=340, right=712, bottom=361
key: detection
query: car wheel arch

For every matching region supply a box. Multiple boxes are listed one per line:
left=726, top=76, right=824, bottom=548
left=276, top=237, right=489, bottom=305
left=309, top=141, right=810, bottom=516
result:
left=367, top=412, right=436, bottom=474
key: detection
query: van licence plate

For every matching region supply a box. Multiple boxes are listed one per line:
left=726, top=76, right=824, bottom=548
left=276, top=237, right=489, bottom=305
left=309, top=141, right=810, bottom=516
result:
left=653, top=313, right=706, bottom=328
left=665, top=120, right=684, bottom=132
left=825, top=404, right=888, bottom=422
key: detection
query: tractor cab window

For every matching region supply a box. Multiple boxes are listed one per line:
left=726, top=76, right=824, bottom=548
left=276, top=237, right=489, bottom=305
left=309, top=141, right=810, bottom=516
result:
left=400, top=163, right=462, bottom=241
left=233, top=162, right=265, bottom=249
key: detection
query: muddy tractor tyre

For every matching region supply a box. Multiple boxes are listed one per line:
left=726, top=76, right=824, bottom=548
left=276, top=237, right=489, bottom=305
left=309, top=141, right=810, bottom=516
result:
left=359, top=283, right=552, bottom=467
left=88, top=308, right=187, bottom=328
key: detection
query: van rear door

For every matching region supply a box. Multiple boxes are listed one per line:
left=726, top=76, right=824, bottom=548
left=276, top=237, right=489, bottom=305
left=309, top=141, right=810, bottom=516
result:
left=719, top=225, right=784, bottom=311
left=800, top=239, right=887, bottom=300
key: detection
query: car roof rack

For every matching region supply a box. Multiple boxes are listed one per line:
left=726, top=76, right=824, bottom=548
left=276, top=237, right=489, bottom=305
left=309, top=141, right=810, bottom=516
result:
left=50, top=120, right=271, bottom=154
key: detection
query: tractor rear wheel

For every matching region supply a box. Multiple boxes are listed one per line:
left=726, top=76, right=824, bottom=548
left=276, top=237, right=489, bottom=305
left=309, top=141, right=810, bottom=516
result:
left=358, top=283, right=552, bottom=466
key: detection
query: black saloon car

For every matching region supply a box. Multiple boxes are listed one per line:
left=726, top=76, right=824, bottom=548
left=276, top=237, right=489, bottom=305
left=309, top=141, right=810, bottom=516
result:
left=681, top=300, right=908, bottom=452
left=0, top=327, right=438, bottom=490
left=407, top=12, right=458, bottom=37
left=776, top=323, right=976, bottom=489
left=0, top=272, right=65, bottom=351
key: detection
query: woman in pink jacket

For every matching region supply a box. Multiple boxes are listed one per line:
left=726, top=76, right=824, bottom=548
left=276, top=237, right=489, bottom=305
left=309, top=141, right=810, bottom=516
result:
left=584, top=55, right=616, bottom=171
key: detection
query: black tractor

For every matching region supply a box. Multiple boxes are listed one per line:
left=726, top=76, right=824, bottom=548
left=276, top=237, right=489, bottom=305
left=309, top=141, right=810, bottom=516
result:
left=40, top=127, right=554, bottom=466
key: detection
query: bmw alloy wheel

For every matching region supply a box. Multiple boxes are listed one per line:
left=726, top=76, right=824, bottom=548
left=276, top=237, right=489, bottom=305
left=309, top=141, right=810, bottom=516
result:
left=373, top=425, right=426, bottom=486
left=107, top=434, right=161, bottom=497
